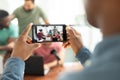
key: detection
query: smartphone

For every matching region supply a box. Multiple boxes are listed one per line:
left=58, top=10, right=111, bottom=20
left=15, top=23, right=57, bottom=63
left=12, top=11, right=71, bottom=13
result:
left=32, top=24, right=67, bottom=43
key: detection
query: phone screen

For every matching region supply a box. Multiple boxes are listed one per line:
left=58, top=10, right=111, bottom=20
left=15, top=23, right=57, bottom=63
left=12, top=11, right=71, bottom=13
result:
left=32, top=24, right=67, bottom=43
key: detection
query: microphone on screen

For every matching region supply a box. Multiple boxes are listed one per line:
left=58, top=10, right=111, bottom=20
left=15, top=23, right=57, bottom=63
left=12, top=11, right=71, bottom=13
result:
left=50, top=49, right=61, bottom=61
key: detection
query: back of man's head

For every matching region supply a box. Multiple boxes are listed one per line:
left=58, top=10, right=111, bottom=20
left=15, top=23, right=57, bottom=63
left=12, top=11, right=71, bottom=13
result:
left=0, top=10, right=9, bottom=21
left=85, top=0, right=120, bottom=37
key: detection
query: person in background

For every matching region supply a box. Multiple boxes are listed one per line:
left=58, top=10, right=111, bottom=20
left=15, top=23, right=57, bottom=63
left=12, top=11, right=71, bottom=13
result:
left=34, top=42, right=64, bottom=69
left=10, top=0, right=49, bottom=36
left=0, top=10, right=18, bottom=66
left=48, top=30, right=52, bottom=37
left=58, top=0, right=120, bottom=79
left=53, top=26, right=58, bottom=35
left=1, top=23, right=39, bottom=80
left=55, top=31, right=62, bottom=41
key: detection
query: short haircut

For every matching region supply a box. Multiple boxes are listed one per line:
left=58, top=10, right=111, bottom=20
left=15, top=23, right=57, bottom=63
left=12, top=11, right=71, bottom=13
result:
left=25, top=0, right=35, bottom=3
left=39, top=29, right=42, bottom=32
left=0, top=10, right=9, bottom=21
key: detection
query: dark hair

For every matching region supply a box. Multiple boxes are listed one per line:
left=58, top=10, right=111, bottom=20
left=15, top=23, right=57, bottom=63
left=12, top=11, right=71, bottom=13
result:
left=25, top=0, right=35, bottom=3
left=0, top=10, right=9, bottom=21
left=39, top=29, right=42, bottom=32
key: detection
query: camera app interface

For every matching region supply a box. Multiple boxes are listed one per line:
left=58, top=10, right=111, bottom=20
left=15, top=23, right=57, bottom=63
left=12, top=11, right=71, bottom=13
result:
left=32, top=25, right=64, bottom=42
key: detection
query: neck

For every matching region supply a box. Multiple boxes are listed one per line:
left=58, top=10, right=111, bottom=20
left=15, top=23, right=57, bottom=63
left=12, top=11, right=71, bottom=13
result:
left=101, top=1, right=120, bottom=37
left=98, top=18, right=120, bottom=38
left=102, top=26, right=120, bottom=38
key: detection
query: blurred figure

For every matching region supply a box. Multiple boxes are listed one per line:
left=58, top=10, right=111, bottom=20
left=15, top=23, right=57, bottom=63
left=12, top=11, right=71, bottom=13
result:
left=48, top=30, right=52, bottom=37
left=0, top=10, right=18, bottom=66
left=53, top=26, right=58, bottom=35
left=55, top=31, right=62, bottom=41
left=10, top=0, right=49, bottom=36
left=52, top=35, right=58, bottom=41
left=34, top=42, right=64, bottom=69
left=37, top=29, right=45, bottom=40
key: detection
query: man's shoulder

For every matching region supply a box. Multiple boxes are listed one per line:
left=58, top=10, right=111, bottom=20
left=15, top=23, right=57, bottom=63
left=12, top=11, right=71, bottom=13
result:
left=14, top=6, right=23, bottom=12
left=9, top=23, right=18, bottom=30
left=34, top=5, right=42, bottom=11
left=35, top=5, right=40, bottom=9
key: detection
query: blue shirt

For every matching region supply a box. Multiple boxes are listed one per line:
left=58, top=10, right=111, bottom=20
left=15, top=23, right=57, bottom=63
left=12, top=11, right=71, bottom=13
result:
left=58, top=34, right=120, bottom=80
left=1, top=58, right=25, bottom=80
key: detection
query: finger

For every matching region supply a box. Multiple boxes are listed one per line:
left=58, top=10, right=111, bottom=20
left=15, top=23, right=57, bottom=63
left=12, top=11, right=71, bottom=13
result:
left=71, top=27, right=80, bottom=35
left=66, top=27, right=76, bottom=38
left=67, top=25, right=80, bottom=35
left=31, top=43, right=40, bottom=50
left=20, top=23, right=33, bottom=38
left=27, top=36, right=32, bottom=40
left=26, top=36, right=32, bottom=44
left=62, top=41, right=70, bottom=48
left=62, top=41, right=68, bottom=46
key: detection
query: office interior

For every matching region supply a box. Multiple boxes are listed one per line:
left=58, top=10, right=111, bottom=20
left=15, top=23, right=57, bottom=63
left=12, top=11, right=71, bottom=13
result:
left=0, top=0, right=102, bottom=74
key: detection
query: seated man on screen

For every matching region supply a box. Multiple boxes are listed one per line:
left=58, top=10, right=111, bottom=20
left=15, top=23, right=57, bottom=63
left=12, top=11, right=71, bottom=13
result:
left=37, top=29, right=45, bottom=40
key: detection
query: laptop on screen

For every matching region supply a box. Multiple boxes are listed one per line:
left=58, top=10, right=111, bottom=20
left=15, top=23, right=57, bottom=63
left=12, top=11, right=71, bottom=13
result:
left=25, top=55, right=45, bottom=76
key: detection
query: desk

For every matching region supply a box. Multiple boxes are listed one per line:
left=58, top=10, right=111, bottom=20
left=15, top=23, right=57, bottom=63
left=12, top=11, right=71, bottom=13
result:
left=24, top=62, right=83, bottom=80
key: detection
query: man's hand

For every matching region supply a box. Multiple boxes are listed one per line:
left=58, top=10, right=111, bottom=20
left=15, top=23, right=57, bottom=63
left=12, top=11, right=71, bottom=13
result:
left=63, top=27, right=83, bottom=54
left=11, top=23, right=40, bottom=61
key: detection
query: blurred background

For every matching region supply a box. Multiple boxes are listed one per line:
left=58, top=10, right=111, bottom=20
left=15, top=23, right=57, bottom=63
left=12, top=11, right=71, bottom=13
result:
left=0, top=0, right=102, bottom=73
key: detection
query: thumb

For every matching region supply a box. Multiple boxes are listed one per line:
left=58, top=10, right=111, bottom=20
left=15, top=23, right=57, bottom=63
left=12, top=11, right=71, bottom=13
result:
left=71, top=27, right=80, bottom=35
left=31, top=43, right=40, bottom=51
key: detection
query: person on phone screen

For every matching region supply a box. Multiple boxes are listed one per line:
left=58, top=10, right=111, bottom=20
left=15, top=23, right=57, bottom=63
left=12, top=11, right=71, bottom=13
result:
left=37, top=29, right=45, bottom=40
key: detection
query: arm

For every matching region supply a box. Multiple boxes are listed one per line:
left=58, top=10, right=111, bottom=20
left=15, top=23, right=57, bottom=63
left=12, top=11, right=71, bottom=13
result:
left=63, top=27, right=92, bottom=65
left=0, top=38, right=16, bottom=51
left=1, top=58, right=25, bottom=80
left=44, top=19, right=49, bottom=25
left=1, top=23, right=39, bottom=80
left=9, top=14, right=16, bottom=20
left=38, top=7, right=49, bottom=24
left=9, top=7, right=19, bottom=21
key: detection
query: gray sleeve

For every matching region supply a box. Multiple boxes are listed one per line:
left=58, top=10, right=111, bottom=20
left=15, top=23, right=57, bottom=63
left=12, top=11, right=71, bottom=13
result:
left=38, top=7, right=47, bottom=21
left=12, top=8, right=19, bottom=18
